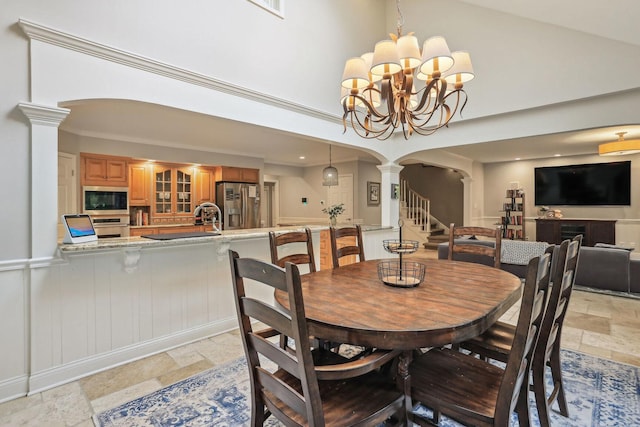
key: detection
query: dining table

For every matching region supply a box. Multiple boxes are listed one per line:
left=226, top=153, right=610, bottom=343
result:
left=273, top=253, right=523, bottom=422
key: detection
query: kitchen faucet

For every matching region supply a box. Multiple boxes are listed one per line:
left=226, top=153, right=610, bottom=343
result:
left=194, top=202, right=222, bottom=233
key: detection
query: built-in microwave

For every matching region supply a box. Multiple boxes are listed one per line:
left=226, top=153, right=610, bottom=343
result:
left=82, top=186, right=129, bottom=215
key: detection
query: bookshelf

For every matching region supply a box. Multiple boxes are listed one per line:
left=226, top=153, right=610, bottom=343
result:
left=500, top=189, right=525, bottom=240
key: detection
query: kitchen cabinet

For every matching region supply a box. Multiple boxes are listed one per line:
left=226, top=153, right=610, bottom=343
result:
left=129, top=162, right=152, bottom=206
left=130, top=227, right=157, bottom=236
left=81, top=153, right=128, bottom=186
left=214, top=166, right=259, bottom=183
left=158, top=225, right=203, bottom=234
left=130, top=224, right=205, bottom=236
left=319, top=228, right=356, bottom=270
left=319, top=229, right=331, bottom=270
left=153, top=165, right=194, bottom=219
left=195, top=167, right=215, bottom=205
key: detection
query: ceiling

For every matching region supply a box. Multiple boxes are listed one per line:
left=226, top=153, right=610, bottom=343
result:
left=59, top=100, right=379, bottom=167
left=59, top=1, right=640, bottom=167
left=60, top=99, right=640, bottom=167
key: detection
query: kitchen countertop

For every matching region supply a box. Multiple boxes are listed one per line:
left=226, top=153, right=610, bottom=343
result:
left=58, top=224, right=392, bottom=254
left=129, top=223, right=207, bottom=228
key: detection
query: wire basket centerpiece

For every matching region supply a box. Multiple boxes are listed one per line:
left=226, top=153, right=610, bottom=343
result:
left=378, top=220, right=426, bottom=288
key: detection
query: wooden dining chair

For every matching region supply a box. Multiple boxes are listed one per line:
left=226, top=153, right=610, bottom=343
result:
left=409, top=252, right=552, bottom=426
left=531, top=234, right=582, bottom=427
left=269, top=228, right=317, bottom=274
left=448, top=223, right=502, bottom=268
left=228, top=250, right=405, bottom=426
left=269, top=228, right=344, bottom=352
left=269, top=228, right=316, bottom=350
left=330, top=225, right=365, bottom=268
left=459, top=235, right=582, bottom=427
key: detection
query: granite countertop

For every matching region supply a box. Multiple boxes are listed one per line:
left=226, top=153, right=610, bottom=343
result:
left=58, top=224, right=392, bottom=254
left=129, top=223, right=203, bottom=228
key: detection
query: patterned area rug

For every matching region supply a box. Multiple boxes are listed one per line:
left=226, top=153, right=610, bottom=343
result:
left=94, top=349, right=639, bottom=427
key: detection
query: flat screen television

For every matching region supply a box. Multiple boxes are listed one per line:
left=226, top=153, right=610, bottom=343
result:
left=534, top=161, right=631, bottom=206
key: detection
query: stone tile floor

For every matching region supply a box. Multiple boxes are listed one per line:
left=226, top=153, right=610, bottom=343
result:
left=1, top=252, right=639, bottom=426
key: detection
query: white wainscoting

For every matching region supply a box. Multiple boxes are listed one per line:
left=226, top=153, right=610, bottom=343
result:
left=27, top=237, right=271, bottom=395
left=8, top=228, right=397, bottom=400
left=0, top=261, right=28, bottom=403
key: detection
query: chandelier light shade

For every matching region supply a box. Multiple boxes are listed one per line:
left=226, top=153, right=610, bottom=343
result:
left=322, top=145, right=339, bottom=186
left=599, top=132, right=640, bottom=156
left=341, top=0, right=474, bottom=140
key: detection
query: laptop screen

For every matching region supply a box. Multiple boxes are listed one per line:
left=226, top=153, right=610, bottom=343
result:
left=63, top=214, right=96, bottom=238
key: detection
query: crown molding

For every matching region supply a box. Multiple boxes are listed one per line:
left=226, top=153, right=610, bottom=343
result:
left=17, top=18, right=340, bottom=125
left=18, top=102, right=70, bottom=126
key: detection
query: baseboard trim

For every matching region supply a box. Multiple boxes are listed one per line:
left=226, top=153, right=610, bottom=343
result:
left=27, top=318, right=238, bottom=396
left=0, top=375, right=29, bottom=404
left=574, top=285, right=640, bottom=300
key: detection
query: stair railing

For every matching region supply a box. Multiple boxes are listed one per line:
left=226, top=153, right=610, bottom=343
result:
left=400, top=178, right=431, bottom=235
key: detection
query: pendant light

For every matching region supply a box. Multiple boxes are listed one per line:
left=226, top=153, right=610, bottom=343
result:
left=322, top=145, right=339, bottom=186
left=598, top=131, right=640, bottom=156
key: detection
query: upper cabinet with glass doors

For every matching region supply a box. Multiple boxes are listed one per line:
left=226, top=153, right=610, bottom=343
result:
left=153, top=165, right=193, bottom=218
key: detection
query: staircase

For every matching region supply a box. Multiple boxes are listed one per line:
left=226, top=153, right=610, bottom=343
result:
left=399, top=179, right=449, bottom=250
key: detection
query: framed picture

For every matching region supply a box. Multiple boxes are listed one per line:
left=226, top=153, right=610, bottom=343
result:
left=367, top=181, right=380, bottom=205
left=391, top=183, right=400, bottom=199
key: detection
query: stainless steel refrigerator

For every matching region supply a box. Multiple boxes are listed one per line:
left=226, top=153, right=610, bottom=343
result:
left=215, top=182, right=260, bottom=230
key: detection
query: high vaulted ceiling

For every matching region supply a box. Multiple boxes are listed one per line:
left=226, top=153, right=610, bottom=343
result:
left=58, top=0, right=640, bottom=167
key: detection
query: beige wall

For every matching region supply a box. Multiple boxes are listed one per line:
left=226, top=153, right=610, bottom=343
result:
left=483, top=154, right=640, bottom=245
left=400, top=164, right=464, bottom=227
left=273, top=160, right=381, bottom=224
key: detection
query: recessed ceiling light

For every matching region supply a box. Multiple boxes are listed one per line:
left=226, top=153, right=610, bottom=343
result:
left=299, top=156, right=305, bottom=160
left=515, top=157, right=521, bottom=161
left=554, top=153, right=561, bottom=157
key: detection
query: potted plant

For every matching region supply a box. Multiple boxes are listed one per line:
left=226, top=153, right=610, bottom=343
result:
left=322, top=203, right=345, bottom=226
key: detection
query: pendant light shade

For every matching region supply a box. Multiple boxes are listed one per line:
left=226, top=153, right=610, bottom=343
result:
left=322, top=145, right=339, bottom=186
left=599, top=131, right=640, bottom=156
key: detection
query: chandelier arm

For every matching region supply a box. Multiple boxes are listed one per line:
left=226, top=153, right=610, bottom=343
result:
left=404, top=113, right=439, bottom=136
left=412, top=95, right=438, bottom=117
left=437, top=80, right=448, bottom=104
left=342, top=89, right=398, bottom=125
left=381, top=78, right=397, bottom=118
left=405, top=100, right=453, bottom=135
left=412, top=81, right=441, bottom=113
left=450, top=89, right=469, bottom=118
left=402, top=73, right=413, bottom=94
left=352, top=92, right=394, bottom=120
left=441, top=90, right=468, bottom=120
left=347, top=109, right=396, bottom=140
left=351, top=116, right=396, bottom=140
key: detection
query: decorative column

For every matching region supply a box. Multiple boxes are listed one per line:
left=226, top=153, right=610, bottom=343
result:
left=18, top=102, right=70, bottom=260
left=461, top=176, right=473, bottom=226
left=377, top=163, right=404, bottom=227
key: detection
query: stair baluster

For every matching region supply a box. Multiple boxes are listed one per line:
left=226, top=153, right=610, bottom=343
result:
left=400, top=178, right=431, bottom=234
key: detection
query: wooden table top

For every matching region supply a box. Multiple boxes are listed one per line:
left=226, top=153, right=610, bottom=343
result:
left=275, top=256, right=522, bottom=350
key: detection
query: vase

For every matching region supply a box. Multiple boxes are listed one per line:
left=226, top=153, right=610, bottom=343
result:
left=330, top=217, right=337, bottom=226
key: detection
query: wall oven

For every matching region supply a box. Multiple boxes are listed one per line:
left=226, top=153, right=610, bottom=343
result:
left=83, top=186, right=129, bottom=215
left=91, top=216, right=130, bottom=238
left=82, top=186, right=130, bottom=238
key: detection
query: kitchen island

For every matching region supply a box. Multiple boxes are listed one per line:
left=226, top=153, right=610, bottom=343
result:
left=27, top=225, right=395, bottom=396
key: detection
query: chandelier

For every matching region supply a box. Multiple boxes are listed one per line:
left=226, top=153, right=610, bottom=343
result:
left=340, top=0, right=474, bottom=140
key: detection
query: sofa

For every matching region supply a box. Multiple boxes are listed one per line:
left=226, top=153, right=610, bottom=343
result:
left=437, top=239, right=640, bottom=295
left=575, top=244, right=640, bottom=294
left=437, top=239, right=549, bottom=279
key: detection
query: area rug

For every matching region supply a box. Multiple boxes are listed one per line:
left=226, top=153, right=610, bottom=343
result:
left=94, top=349, right=639, bottom=426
